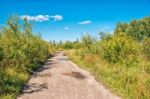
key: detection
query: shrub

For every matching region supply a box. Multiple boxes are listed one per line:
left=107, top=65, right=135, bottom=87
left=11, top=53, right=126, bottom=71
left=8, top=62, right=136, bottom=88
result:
left=81, top=33, right=96, bottom=50
left=100, top=33, right=140, bottom=65
left=0, top=15, right=50, bottom=98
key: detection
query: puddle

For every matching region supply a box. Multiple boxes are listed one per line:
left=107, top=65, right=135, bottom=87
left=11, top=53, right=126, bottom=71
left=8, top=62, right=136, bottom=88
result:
left=62, top=71, right=86, bottom=80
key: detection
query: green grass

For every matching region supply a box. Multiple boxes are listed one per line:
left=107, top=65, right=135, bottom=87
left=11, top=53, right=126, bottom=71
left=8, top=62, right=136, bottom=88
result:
left=66, top=49, right=150, bottom=99
left=0, top=68, right=27, bottom=99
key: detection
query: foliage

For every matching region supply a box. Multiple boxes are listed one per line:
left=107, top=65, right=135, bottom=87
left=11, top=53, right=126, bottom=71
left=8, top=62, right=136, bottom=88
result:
left=114, top=22, right=128, bottom=34
left=81, top=33, right=96, bottom=50
left=99, top=32, right=112, bottom=40
left=65, top=16, right=150, bottom=99
left=0, top=15, right=50, bottom=98
left=62, top=41, right=74, bottom=49
left=114, top=17, right=150, bottom=42
left=100, top=33, right=140, bottom=64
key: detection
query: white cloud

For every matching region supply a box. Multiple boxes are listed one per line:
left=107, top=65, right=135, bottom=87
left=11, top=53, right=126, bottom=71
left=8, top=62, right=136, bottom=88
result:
left=78, top=20, right=92, bottom=25
left=20, top=15, right=49, bottom=22
left=50, top=15, right=63, bottom=21
left=20, top=15, right=63, bottom=22
left=64, top=27, right=69, bottom=30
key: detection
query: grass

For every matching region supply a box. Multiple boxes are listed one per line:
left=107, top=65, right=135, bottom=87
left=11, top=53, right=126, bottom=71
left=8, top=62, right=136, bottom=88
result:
left=0, top=62, right=48, bottom=99
left=0, top=67, right=29, bottom=99
left=66, top=49, right=150, bottom=99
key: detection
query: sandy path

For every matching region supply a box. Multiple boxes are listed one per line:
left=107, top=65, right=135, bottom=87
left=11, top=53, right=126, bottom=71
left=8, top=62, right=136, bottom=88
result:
left=17, top=52, right=120, bottom=99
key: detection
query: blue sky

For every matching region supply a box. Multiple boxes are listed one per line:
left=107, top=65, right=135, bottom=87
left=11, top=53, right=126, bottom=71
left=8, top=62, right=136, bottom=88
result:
left=0, top=0, right=150, bottom=41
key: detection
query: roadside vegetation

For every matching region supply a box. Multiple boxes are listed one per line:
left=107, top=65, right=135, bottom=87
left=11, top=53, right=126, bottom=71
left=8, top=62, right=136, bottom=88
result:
left=0, top=15, right=149, bottom=99
left=0, top=15, right=53, bottom=99
left=59, top=17, right=150, bottom=99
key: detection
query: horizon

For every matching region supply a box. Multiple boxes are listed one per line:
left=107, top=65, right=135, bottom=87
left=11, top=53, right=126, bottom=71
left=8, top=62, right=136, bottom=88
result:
left=0, top=0, right=150, bottom=41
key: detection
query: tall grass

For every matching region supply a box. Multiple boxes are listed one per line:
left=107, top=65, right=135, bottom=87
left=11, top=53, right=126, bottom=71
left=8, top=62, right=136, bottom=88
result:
left=67, top=48, right=150, bottom=99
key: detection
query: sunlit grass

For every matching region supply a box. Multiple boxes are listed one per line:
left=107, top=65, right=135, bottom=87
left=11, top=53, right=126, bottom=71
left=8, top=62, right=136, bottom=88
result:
left=0, top=94, right=14, bottom=99
left=0, top=68, right=29, bottom=99
left=67, top=49, right=150, bottom=99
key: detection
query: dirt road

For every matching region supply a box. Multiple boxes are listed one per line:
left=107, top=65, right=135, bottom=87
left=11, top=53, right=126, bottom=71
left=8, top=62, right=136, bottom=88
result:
left=18, top=52, right=120, bottom=99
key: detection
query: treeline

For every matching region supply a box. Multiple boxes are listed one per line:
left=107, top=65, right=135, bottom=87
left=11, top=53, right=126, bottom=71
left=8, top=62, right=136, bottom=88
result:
left=49, top=39, right=82, bottom=50
left=0, top=15, right=51, bottom=99
left=63, top=17, right=150, bottom=99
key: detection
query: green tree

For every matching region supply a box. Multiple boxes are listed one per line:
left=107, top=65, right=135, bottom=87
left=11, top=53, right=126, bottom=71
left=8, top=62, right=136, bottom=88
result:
left=115, top=17, right=150, bottom=42
left=114, top=22, right=128, bottom=34
left=99, top=32, right=112, bottom=40
left=81, top=33, right=95, bottom=50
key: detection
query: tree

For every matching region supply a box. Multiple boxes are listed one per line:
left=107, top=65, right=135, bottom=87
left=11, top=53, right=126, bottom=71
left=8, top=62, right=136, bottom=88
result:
left=23, top=18, right=32, bottom=36
left=114, top=17, right=150, bottom=42
left=81, top=33, right=95, bottom=50
left=99, top=32, right=112, bottom=40
left=63, top=41, right=73, bottom=49
left=114, top=22, right=128, bottom=34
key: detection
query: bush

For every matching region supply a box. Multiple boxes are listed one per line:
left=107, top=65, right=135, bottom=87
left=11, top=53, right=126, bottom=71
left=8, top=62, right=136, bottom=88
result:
left=81, top=33, right=96, bottom=50
left=0, top=15, right=50, bottom=98
left=63, top=41, right=74, bottom=49
left=100, top=33, right=140, bottom=65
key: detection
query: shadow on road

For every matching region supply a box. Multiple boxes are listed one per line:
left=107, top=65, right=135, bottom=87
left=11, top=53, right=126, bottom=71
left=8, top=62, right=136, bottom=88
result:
left=22, top=83, right=48, bottom=94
